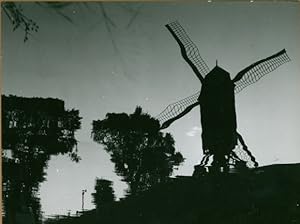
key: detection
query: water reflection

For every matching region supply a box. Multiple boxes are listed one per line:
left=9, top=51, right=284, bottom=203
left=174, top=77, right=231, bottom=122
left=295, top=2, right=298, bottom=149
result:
left=2, top=95, right=82, bottom=224
left=92, top=106, right=184, bottom=196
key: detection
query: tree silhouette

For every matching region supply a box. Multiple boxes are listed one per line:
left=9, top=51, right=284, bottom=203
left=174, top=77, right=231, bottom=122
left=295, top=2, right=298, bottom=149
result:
left=2, top=2, right=142, bottom=42
left=92, top=106, right=184, bottom=196
left=92, top=178, right=115, bottom=210
left=2, top=95, right=82, bottom=224
left=2, top=2, right=39, bottom=42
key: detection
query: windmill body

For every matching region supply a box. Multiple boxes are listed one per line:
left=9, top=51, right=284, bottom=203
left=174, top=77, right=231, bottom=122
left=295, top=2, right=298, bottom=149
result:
left=199, top=66, right=237, bottom=167
left=157, top=21, right=290, bottom=172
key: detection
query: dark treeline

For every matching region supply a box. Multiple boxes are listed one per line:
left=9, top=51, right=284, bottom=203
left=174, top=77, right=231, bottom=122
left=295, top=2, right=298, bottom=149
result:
left=2, top=96, right=184, bottom=224
left=2, top=95, right=82, bottom=224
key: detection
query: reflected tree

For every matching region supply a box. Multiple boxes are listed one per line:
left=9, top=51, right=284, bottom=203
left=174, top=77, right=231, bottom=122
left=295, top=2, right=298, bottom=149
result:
left=2, top=95, right=82, bottom=224
left=2, top=2, right=143, bottom=42
left=92, top=106, right=184, bottom=196
left=2, top=2, right=39, bottom=42
left=92, top=178, right=115, bottom=210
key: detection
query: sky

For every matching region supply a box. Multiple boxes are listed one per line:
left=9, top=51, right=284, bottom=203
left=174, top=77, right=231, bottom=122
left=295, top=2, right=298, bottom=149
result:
left=2, top=2, right=300, bottom=217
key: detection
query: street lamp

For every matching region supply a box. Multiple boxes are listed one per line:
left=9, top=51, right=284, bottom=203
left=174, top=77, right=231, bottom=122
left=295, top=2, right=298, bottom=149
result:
left=81, top=189, right=87, bottom=212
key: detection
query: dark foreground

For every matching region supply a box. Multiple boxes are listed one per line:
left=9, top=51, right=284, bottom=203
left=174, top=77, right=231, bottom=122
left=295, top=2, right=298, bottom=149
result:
left=46, top=163, right=300, bottom=224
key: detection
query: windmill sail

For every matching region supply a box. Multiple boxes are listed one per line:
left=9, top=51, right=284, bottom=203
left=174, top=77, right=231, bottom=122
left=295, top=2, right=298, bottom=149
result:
left=233, top=49, right=291, bottom=94
left=166, top=21, right=210, bottom=82
left=233, top=132, right=259, bottom=168
left=156, top=91, right=200, bottom=129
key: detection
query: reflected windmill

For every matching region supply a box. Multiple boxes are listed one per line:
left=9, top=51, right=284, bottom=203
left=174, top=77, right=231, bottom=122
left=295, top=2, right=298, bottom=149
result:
left=157, top=21, right=290, bottom=173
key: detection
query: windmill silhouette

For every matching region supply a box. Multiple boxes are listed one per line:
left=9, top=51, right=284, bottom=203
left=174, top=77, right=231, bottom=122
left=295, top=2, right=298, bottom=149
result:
left=157, top=21, right=290, bottom=172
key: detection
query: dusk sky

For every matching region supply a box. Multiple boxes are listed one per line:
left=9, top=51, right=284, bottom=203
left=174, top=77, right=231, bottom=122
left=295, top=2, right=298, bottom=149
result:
left=3, top=2, right=300, bottom=217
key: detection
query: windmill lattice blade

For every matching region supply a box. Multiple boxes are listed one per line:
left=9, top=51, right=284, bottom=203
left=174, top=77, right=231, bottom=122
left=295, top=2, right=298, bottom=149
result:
left=156, top=91, right=200, bottom=129
left=232, top=132, right=259, bottom=168
left=166, top=21, right=210, bottom=82
left=233, top=49, right=291, bottom=94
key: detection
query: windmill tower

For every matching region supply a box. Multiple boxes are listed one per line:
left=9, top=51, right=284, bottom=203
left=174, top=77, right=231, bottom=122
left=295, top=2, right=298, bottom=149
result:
left=157, top=21, right=290, bottom=173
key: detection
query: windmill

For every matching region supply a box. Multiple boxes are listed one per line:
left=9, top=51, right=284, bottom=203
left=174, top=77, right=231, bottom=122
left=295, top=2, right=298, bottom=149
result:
left=157, top=21, right=290, bottom=173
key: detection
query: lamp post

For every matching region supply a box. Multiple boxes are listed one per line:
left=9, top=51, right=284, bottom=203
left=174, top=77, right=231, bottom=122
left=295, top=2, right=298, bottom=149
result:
left=81, top=189, right=87, bottom=212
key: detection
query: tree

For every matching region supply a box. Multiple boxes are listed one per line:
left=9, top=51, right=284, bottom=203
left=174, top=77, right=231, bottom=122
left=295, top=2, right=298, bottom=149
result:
left=2, top=2, right=142, bottom=42
left=2, top=2, right=76, bottom=42
left=92, top=106, right=184, bottom=196
left=2, top=95, right=82, bottom=224
left=92, top=178, right=115, bottom=210
left=2, top=2, right=39, bottom=42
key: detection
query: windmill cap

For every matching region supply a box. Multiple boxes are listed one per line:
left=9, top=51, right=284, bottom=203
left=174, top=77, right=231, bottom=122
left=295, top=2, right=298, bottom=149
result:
left=204, top=65, right=231, bottom=84
left=207, top=65, right=230, bottom=76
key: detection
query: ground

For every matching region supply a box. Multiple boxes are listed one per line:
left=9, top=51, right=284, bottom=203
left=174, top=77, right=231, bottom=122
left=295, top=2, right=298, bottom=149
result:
left=46, top=163, right=300, bottom=224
